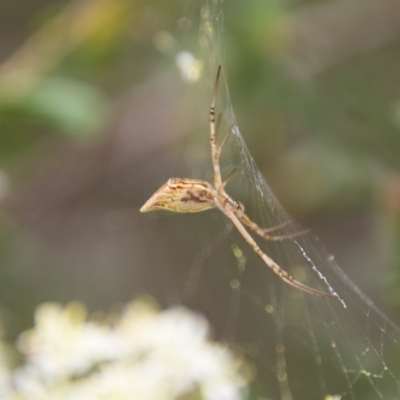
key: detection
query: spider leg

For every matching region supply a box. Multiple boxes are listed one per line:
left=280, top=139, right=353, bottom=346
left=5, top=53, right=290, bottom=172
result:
left=210, top=66, right=223, bottom=189
left=210, top=67, right=236, bottom=191
left=214, top=113, right=235, bottom=155
left=240, top=213, right=310, bottom=241
left=218, top=122, right=235, bottom=154
left=261, top=220, right=295, bottom=234
left=221, top=168, right=237, bottom=190
left=225, top=209, right=341, bottom=300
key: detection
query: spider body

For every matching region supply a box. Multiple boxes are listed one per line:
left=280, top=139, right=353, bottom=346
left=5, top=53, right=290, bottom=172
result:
left=141, top=177, right=245, bottom=217
left=141, top=178, right=216, bottom=213
left=141, top=66, right=341, bottom=301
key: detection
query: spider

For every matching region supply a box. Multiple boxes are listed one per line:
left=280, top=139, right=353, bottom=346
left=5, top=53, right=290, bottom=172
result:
left=140, top=66, right=341, bottom=300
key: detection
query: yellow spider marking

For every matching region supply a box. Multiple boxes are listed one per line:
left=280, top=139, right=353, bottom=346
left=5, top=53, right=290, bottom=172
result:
left=141, top=178, right=215, bottom=213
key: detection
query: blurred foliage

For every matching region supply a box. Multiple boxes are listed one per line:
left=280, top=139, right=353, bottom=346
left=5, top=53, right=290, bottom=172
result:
left=19, top=76, right=107, bottom=137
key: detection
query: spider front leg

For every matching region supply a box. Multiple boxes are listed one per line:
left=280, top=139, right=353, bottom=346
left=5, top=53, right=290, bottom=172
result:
left=209, top=66, right=223, bottom=190
left=209, top=66, right=235, bottom=191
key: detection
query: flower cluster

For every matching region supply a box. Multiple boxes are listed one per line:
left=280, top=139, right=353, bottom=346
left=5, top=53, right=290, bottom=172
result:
left=0, top=300, right=249, bottom=400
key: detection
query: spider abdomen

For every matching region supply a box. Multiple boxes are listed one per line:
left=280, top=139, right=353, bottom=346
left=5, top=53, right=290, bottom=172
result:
left=140, top=178, right=216, bottom=213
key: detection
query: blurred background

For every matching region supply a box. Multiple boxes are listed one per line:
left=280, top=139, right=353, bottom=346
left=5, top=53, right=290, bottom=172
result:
left=0, top=0, right=399, bottom=397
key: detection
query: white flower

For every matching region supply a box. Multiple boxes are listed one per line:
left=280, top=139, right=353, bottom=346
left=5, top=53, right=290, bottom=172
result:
left=17, top=303, right=122, bottom=383
left=5, top=299, right=248, bottom=400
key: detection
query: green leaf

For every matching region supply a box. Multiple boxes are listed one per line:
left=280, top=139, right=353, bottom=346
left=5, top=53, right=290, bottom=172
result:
left=21, top=76, right=107, bottom=138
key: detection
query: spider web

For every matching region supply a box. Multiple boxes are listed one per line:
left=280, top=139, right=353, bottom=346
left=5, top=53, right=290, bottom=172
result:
left=149, top=1, right=400, bottom=399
